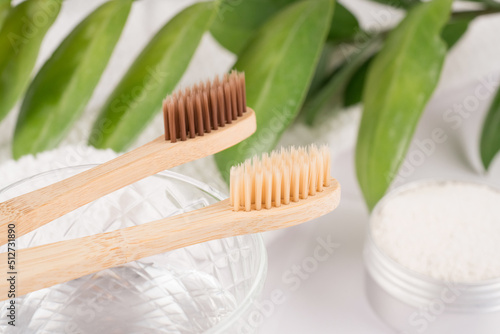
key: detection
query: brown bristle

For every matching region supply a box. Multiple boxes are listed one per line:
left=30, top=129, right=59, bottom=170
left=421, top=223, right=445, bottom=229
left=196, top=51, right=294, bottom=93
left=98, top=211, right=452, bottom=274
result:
left=163, top=71, right=247, bottom=141
left=217, top=85, right=227, bottom=125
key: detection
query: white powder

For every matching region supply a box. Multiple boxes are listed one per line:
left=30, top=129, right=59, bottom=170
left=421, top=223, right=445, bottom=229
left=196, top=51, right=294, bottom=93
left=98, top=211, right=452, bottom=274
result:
left=371, top=181, right=500, bottom=283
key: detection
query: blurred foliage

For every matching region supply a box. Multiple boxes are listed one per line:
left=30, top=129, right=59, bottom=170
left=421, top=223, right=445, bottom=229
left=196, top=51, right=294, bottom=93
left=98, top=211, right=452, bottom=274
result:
left=343, top=56, right=374, bottom=108
left=327, top=3, right=360, bottom=43
left=210, top=0, right=296, bottom=54
left=441, top=17, right=472, bottom=49
left=356, top=0, right=452, bottom=209
left=0, top=0, right=62, bottom=122
left=302, top=37, right=381, bottom=125
left=0, top=0, right=499, bottom=208
left=0, top=0, right=10, bottom=29
left=13, top=0, right=133, bottom=158
left=369, top=0, right=420, bottom=9
left=480, top=88, right=500, bottom=170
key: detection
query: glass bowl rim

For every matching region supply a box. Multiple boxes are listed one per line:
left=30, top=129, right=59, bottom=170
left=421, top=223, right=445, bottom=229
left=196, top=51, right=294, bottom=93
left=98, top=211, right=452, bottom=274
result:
left=1, top=164, right=268, bottom=332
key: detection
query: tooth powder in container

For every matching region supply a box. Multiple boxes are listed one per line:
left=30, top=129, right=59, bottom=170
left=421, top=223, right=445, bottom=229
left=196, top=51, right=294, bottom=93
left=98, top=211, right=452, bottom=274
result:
left=364, top=180, right=500, bottom=334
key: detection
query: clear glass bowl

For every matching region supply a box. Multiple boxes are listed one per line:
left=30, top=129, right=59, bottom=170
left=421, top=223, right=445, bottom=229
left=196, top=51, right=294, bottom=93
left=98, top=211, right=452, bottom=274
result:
left=0, top=165, right=267, bottom=333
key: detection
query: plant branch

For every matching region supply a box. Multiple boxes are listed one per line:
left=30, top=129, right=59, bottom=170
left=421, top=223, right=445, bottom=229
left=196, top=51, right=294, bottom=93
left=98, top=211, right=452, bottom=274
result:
left=451, top=7, right=500, bottom=20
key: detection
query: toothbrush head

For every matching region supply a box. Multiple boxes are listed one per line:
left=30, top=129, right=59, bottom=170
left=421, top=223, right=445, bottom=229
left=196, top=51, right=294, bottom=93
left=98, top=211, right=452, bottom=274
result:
left=230, top=145, right=332, bottom=211
left=163, top=71, right=247, bottom=143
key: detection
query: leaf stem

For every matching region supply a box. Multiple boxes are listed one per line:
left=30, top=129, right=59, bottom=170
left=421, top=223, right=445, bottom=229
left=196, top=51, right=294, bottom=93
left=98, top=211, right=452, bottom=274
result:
left=451, top=7, right=500, bottom=20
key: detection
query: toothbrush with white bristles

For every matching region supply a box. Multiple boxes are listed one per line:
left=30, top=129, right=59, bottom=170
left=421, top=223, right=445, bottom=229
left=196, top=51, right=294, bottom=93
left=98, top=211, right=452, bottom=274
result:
left=0, top=145, right=340, bottom=299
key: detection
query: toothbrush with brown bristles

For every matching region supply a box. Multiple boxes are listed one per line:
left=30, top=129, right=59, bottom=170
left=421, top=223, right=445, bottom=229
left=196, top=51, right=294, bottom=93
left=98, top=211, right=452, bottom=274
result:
left=0, top=71, right=256, bottom=244
left=0, top=145, right=340, bottom=299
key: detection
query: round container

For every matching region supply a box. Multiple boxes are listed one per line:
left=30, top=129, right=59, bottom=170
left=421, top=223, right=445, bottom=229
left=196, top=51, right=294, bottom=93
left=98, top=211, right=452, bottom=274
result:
left=0, top=166, right=268, bottom=333
left=364, top=180, right=500, bottom=334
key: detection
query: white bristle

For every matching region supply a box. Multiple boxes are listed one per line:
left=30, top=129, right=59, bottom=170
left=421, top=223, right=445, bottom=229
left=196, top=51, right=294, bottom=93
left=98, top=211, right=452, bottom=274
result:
left=316, top=151, right=324, bottom=192
left=291, top=163, right=300, bottom=202
left=273, top=166, right=282, bottom=208
left=264, top=168, right=272, bottom=209
left=230, top=145, right=332, bottom=211
left=230, top=166, right=238, bottom=210
left=255, top=168, right=263, bottom=211
left=321, top=145, right=331, bottom=187
left=282, top=163, right=290, bottom=205
left=309, top=155, right=317, bottom=196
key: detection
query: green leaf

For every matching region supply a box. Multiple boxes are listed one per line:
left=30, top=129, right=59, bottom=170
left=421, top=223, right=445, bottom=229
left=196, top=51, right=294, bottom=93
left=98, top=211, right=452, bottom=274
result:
left=303, top=37, right=380, bottom=125
left=0, top=0, right=10, bottom=29
left=356, top=0, right=452, bottom=210
left=215, top=0, right=334, bottom=182
left=480, top=86, right=500, bottom=170
left=0, top=0, right=62, bottom=122
left=328, top=3, right=359, bottom=43
left=343, top=56, right=374, bottom=108
left=441, top=18, right=471, bottom=49
left=209, top=0, right=295, bottom=54
left=13, top=0, right=133, bottom=159
left=89, top=2, right=218, bottom=152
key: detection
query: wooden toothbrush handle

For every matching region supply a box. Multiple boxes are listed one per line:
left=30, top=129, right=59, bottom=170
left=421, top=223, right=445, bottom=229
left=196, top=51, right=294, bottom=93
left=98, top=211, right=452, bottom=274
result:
left=0, top=179, right=340, bottom=299
left=0, top=110, right=256, bottom=244
left=0, top=136, right=173, bottom=243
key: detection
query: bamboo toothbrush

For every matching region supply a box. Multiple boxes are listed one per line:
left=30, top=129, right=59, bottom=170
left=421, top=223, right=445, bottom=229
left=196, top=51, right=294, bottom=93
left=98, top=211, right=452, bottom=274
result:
left=0, top=145, right=340, bottom=299
left=0, top=71, right=256, bottom=244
